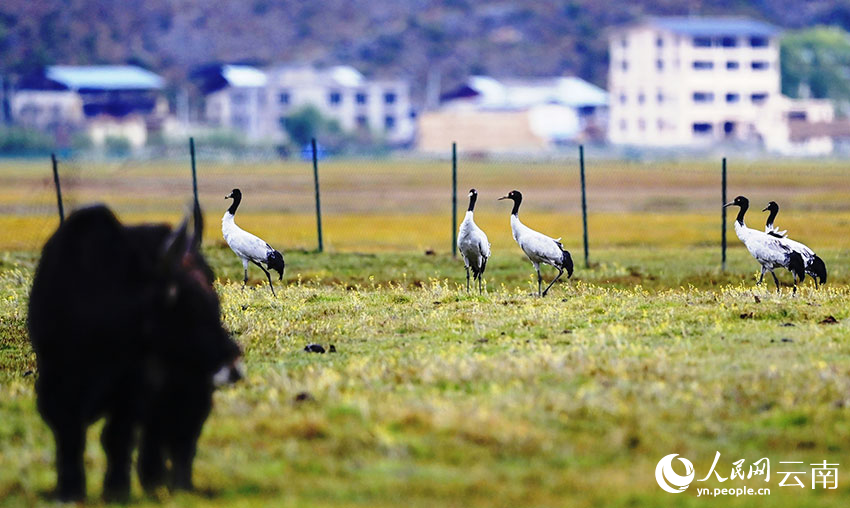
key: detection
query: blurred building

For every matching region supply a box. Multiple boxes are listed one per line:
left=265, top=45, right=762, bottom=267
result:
left=199, top=64, right=415, bottom=145
left=417, top=75, right=608, bottom=154
left=607, top=16, right=835, bottom=154
left=12, top=65, right=170, bottom=148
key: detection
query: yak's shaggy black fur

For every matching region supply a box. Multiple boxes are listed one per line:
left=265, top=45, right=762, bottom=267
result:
left=28, top=204, right=242, bottom=502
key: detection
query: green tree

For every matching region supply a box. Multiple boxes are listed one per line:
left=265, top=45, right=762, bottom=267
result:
left=781, top=27, right=850, bottom=104
left=281, top=105, right=342, bottom=148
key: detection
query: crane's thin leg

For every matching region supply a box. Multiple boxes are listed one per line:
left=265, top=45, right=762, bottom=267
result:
left=536, top=268, right=542, bottom=297
left=757, top=266, right=766, bottom=286
left=792, top=272, right=798, bottom=295
left=542, top=268, right=565, bottom=297
left=478, top=272, right=483, bottom=294
left=242, top=259, right=249, bottom=291
left=465, top=266, right=470, bottom=293
left=770, top=270, right=780, bottom=293
left=252, top=260, right=276, bottom=297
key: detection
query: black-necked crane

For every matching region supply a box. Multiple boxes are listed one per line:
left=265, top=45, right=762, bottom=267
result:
left=724, top=195, right=805, bottom=293
left=457, top=189, right=490, bottom=293
left=222, top=188, right=285, bottom=296
left=762, top=200, right=827, bottom=287
left=499, top=190, right=573, bottom=297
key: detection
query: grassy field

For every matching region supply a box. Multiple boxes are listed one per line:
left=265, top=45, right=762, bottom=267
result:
left=2, top=246, right=850, bottom=507
left=1, top=159, right=849, bottom=506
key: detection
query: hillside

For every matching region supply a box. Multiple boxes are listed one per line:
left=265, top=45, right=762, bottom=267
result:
left=1, top=0, right=848, bottom=103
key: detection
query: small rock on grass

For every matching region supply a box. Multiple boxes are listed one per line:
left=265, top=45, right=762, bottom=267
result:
left=304, top=344, right=326, bottom=353
left=820, top=316, right=839, bottom=325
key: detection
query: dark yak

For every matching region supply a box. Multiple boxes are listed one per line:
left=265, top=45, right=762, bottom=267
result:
left=28, top=203, right=243, bottom=502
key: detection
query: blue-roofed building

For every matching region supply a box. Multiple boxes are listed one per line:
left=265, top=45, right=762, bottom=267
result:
left=11, top=65, right=170, bottom=148
left=607, top=16, right=835, bottom=154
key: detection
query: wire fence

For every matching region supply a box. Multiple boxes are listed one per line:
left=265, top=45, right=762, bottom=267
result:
left=3, top=141, right=850, bottom=262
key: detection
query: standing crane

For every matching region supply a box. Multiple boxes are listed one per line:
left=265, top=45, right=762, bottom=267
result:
left=457, top=189, right=490, bottom=293
left=499, top=190, right=573, bottom=297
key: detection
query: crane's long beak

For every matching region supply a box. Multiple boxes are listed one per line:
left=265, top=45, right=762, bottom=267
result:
left=761, top=205, right=770, bottom=212
left=497, top=196, right=509, bottom=200
left=225, top=194, right=232, bottom=199
left=722, top=202, right=735, bottom=208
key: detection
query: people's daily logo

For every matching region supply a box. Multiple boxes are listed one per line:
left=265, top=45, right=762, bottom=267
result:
left=655, top=454, right=695, bottom=493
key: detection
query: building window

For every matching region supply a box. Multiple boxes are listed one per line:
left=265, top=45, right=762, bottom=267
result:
left=656, top=59, right=664, bottom=71
left=723, top=121, right=736, bottom=136
left=656, top=35, right=664, bottom=47
left=384, top=92, right=397, bottom=104
left=329, top=91, right=342, bottom=106
left=621, top=61, right=628, bottom=71
left=750, top=36, right=769, bottom=48
left=788, top=111, right=807, bottom=121
left=638, top=118, right=646, bottom=131
left=278, top=92, right=290, bottom=105
left=278, top=117, right=288, bottom=131
left=619, top=93, right=626, bottom=104
left=621, top=37, right=628, bottom=48
left=693, top=92, right=714, bottom=103
left=693, top=61, right=714, bottom=70
left=355, top=92, right=368, bottom=105
left=751, top=61, right=770, bottom=70
left=384, top=115, right=396, bottom=130
left=356, top=115, right=368, bottom=128
left=720, top=36, right=737, bottom=47
left=657, top=92, right=664, bottom=104
left=726, top=93, right=740, bottom=103
left=693, top=36, right=712, bottom=47
left=693, top=122, right=713, bottom=134
left=638, top=93, right=645, bottom=105
left=751, top=93, right=768, bottom=104
left=726, top=61, right=740, bottom=70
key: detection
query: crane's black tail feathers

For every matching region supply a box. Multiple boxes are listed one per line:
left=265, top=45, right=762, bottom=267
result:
left=810, top=255, right=827, bottom=285
left=561, top=249, right=574, bottom=279
left=788, top=252, right=806, bottom=284
left=267, top=250, right=285, bottom=280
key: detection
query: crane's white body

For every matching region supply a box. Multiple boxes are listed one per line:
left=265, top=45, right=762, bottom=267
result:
left=734, top=220, right=796, bottom=271
left=457, top=210, right=490, bottom=277
left=222, top=212, right=277, bottom=269
left=510, top=214, right=565, bottom=271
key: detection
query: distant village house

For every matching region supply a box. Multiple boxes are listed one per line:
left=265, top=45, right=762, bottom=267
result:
left=417, top=75, right=608, bottom=154
left=12, top=65, right=171, bottom=148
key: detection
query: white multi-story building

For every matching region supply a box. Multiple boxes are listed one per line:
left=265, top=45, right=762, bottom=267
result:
left=203, top=64, right=414, bottom=146
left=607, top=17, right=833, bottom=153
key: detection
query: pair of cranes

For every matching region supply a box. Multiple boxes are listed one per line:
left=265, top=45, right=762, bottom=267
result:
left=724, top=196, right=826, bottom=293
left=220, top=187, right=825, bottom=298
left=457, top=189, right=573, bottom=297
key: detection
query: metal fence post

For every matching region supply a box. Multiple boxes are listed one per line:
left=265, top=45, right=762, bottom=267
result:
left=189, top=137, right=199, bottom=209
left=51, top=153, right=64, bottom=224
left=451, top=142, right=457, bottom=257
left=579, top=145, right=589, bottom=268
left=311, top=138, right=324, bottom=253
left=721, top=157, right=727, bottom=272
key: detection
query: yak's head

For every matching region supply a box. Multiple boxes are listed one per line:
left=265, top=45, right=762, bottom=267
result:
left=150, top=202, right=243, bottom=388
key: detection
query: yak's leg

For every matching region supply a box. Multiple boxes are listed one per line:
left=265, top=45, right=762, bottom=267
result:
left=138, top=427, right=166, bottom=492
left=542, top=268, right=565, bottom=297
left=252, top=260, right=276, bottom=296
left=54, top=424, right=86, bottom=501
left=101, top=414, right=134, bottom=501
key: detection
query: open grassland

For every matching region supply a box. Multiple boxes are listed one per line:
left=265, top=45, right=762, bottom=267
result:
left=1, top=158, right=850, bottom=506
left=2, top=247, right=850, bottom=507
left=1, top=158, right=850, bottom=253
